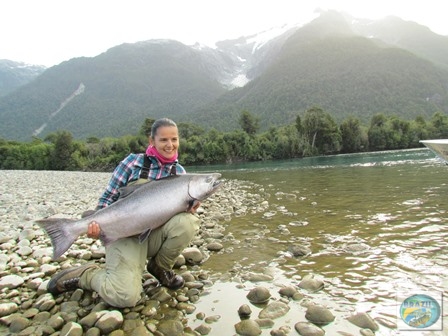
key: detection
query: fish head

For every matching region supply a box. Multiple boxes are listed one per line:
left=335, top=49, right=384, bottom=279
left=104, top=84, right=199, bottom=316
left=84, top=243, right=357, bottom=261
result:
left=188, top=173, right=222, bottom=201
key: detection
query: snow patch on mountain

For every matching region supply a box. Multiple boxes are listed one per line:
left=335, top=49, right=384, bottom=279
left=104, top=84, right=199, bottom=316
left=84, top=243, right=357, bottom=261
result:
left=211, top=23, right=302, bottom=88
left=246, top=23, right=300, bottom=53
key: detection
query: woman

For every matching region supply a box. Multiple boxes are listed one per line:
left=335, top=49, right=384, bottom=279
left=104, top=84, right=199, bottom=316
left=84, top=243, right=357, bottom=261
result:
left=47, top=118, right=200, bottom=307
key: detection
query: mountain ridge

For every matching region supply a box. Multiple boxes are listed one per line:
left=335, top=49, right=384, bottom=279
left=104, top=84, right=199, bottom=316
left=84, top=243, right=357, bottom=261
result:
left=1, top=10, right=447, bottom=141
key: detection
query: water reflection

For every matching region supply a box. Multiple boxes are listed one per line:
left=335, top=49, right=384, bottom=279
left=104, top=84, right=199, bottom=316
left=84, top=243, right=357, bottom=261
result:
left=188, top=149, right=447, bottom=334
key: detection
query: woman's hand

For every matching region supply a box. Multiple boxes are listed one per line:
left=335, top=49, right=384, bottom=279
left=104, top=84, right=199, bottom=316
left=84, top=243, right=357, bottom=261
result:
left=87, top=221, right=101, bottom=239
left=190, top=201, right=201, bottom=214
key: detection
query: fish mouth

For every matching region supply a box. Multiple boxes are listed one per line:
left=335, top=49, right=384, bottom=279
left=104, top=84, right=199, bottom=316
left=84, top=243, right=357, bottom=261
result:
left=208, top=173, right=222, bottom=190
left=212, top=173, right=222, bottom=189
left=213, top=179, right=222, bottom=189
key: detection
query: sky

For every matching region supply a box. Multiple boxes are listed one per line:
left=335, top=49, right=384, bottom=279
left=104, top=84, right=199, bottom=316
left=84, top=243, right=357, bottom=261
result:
left=1, top=0, right=448, bottom=67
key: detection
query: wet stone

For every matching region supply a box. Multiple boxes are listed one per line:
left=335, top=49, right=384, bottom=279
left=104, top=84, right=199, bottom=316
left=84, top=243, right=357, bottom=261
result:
left=234, top=319, right=262, bottom=336
left=79, top=311, right=108, bottom=328
left=206, top=241, right=223, bottom=251
left=176, top=302, right=196, bottom=314
left=254, top=318, right=274, bottom=328
left=8, top=315, right=30, bottom=333
left=242, top=272, right=274, bottom=282
left=60, top=300, right=80, bottom=314
left=0, top=302, right=18, bottom=317
left=0, top=274, right=24, bottom=289
left=122, top=318, right=144, bottom=331
left=374, top=316, right=397, bottom=329
left=360, top=328, right=375, bottom=336
left=125, top=325, right=151, bottom=335
left=156, top=319, right=184, bottom=335
left=278, top=285, right=298, bottom=298
left=95, top=310, right=124, bottom=334
left=32, top=311, right=51, bottom=323
left=298, top=275, right=324, bottom=292
left=304, top=304, right=335, bottom=326
left=195, top=323, right=212, bottom=335
left=182, top=247, right=204, bottom=265
left=85, top=327, right=101, bottom=336
left=238, top=304, right=252, bottom=318
left=294, top=321, right=325, bottom=336
left=347, top=312, right=379, bottom=331
left=258, top=301, right=290, bottom=320
left=48, top=313, right=65, bottom=330
left=204, top=315, right=221, bottom=323
left=69, top=288, right=84, bottom=301
left=60, top=321, right=83, bottom=336
left=22, top=307, right=39, bottom=319
left=288, top=244, right=312, bottom=257
left=148, top=287, right=172, bottom=302
left=246, top=286, right=271, bottom=304
left=33, top=293, right=56, bottom=311
left=292, top=292, right=305, bottom=301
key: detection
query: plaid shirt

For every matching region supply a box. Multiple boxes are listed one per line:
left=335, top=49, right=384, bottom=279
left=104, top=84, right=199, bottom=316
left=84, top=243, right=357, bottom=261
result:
left=96, top=153, right=186, bottom=209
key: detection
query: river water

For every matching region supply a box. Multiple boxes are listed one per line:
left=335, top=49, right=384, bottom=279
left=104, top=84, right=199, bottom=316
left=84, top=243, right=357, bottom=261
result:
left=188, top=148, right=448, bottom=335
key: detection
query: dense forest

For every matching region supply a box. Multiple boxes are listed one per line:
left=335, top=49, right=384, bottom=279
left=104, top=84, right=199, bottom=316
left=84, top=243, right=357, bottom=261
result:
left=1, top=107, right=447, bottom=171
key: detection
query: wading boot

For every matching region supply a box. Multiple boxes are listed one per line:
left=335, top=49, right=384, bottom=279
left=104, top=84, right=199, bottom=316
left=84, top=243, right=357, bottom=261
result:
left=47, top=263, right=98, bottom=296
left=147, top=259, right=184, bottom=290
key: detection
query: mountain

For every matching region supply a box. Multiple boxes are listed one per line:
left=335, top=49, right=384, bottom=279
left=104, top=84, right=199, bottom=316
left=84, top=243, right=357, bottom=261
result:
left=350, top=15, right=448, bottom=70
left=0, top=60, right=46, bottom=97
left=0, top=10, right=447, bottom=141
left=187, top=11, right=448, bottom=130
left=0, top=40, right=227, bottom=140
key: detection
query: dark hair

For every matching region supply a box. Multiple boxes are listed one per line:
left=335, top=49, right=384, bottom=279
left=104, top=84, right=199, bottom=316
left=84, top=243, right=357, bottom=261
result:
left=150, top=118, right=177, bottom=139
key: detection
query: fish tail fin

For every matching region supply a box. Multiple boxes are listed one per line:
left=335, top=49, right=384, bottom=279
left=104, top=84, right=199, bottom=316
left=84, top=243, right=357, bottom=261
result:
left=36, top=218, right=79, bottom=260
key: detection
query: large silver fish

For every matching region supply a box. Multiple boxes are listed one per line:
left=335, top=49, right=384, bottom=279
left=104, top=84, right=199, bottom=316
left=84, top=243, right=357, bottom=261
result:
left=37, top=173, right=222, bottom=259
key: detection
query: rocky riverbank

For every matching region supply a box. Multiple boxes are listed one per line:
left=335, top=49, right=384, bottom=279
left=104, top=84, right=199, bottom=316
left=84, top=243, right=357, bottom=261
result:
left=0, top=170, right=394, bottom=335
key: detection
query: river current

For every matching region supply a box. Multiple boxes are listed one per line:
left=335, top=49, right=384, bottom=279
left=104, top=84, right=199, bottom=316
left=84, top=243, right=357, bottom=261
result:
left=188, top=148, right=448, bottom=335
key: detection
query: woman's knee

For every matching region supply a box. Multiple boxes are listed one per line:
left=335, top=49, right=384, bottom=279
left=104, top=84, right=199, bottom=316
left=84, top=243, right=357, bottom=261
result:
left=92, top=268, right=143, bottom=308
left=100, top=283, right=142, bottom=308
left=110, top=291, right=141, bottom=308
left=164, top=213, right=200, bottom=238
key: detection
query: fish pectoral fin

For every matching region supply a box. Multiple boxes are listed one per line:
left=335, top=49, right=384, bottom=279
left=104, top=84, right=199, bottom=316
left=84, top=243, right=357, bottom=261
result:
left=99, top=232, right=116, bottom=246
left=138, top=229, right=152, bottom=243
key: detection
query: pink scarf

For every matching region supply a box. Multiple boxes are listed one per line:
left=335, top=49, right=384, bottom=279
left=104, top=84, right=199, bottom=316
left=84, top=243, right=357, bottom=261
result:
left=145, top=145, right=178, bottom=165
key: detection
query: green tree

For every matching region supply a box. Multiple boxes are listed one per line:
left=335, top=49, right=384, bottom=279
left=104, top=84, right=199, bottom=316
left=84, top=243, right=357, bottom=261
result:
left=302, top=106, right=341, bottom=155
left=368, top=113, right=388, bottom=150
left=239, top=110, right=259, bottom=136
left=295, top=114, right=302, bottom=133
left=178, top=122, right=205, bottom=140
left=139, top=118, right=156, bottom=136
left=48, top=130, right=75, bottom=170
left=340, top=116, right=364, bottom=153
left=429, top=111, right=448, bottom=138
left=387, top=116, right=411, bottom=149
left=409, top=115, right=429, bottom=146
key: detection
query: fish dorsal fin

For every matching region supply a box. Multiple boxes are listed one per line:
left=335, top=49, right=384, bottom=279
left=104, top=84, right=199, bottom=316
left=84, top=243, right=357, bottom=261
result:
left=118, top=181, right=148, bottom=199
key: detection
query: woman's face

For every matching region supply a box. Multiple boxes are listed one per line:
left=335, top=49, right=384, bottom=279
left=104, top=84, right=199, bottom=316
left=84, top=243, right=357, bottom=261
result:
left=150, top=125, right=179, bottom=159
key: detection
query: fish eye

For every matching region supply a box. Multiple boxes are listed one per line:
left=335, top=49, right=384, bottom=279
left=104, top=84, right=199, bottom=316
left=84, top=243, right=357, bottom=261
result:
left=206, top=176, right=212, bottom=183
